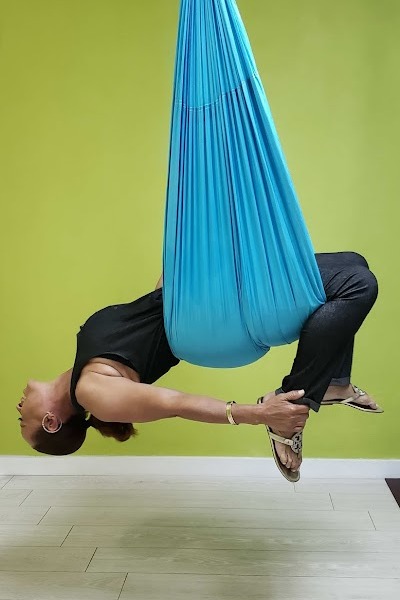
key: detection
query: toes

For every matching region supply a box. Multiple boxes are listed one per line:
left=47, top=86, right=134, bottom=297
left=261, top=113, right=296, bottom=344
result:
left=276, top=443, right=303, bottom=473
left=362, top=397, right=378, bottom=410
left=280, top=450, right=288, bottom=466
left=279, top=448, right=292, bottom=468
left=358, top=393, right=378, bottom=410
left=286, top=450, right=294, bottom=468
left=292, top=453, right=302, bottom=472
left=286, top=452, right=295, bottom=471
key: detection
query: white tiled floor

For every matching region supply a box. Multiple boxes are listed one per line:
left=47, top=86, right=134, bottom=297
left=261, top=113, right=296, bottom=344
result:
left=0, top=475, right=399, bottom=599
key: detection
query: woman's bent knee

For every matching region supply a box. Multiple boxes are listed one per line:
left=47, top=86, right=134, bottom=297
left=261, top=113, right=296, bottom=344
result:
left=347, top=252, right=369, bottom=269
left=358, top=266, right=378, bottom=304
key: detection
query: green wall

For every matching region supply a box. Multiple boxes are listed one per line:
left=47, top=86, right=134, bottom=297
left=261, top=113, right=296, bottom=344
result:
left=1, top=0, right=398, bottom=457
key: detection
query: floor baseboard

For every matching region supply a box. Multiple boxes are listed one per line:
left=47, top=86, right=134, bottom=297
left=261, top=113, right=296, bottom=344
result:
left=1, top=456, right=400, bottom=478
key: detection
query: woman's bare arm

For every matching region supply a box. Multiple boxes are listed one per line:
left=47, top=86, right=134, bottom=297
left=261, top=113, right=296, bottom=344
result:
left=76, top=371, right=259, bottom=425
left=75, top=372, right=308, bottom=430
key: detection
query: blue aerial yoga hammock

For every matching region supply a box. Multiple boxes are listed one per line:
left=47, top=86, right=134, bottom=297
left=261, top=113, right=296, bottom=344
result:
left=163, top=0, right=326, bottom=368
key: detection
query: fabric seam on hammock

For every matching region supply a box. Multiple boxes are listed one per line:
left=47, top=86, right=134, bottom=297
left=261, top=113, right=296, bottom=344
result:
left=175, top=70, right=259, bottom=111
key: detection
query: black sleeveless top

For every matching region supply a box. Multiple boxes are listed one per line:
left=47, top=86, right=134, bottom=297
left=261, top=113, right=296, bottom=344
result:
left=70, top=289, right=179, bottom=414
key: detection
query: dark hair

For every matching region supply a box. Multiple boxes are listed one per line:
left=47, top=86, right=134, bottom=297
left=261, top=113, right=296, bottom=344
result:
left=33, top=414, right=137, bottom=456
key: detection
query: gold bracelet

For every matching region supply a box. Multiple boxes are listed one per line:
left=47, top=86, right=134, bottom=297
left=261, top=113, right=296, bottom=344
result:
left=226, top=401, right=239, bottom=425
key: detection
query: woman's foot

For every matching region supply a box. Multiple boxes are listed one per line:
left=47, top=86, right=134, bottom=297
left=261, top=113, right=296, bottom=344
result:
left=272, top=427, right=303, bottom=472
left=262, top=391, right=303, bottom=473
left=323, top=384, right=380, bottom=410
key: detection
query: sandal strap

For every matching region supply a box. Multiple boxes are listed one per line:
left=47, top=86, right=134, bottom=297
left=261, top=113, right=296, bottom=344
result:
left=268, top=430, right=303, bottom=454
left=342, top=384, right=366, bottom=405
left=352, top=384, right=366, bottom=396
left=322, top=384, right=367, bottom=406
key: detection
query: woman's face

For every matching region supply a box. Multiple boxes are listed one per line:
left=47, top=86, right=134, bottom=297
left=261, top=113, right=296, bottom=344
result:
left=17, top=380, right=47, bottom=446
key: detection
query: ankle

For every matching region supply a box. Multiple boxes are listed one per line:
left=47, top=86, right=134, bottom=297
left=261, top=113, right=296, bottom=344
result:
left=324, top=384, right=352, bottom=401
left=328, top=382, right=351, bottom=389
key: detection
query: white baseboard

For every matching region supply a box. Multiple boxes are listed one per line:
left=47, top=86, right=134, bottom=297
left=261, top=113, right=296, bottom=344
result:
left=0, top=456, right=399, bottom=478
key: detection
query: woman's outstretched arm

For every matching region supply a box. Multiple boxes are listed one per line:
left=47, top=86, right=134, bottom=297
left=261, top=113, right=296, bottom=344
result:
left=75, top=372, right=308, bottom=431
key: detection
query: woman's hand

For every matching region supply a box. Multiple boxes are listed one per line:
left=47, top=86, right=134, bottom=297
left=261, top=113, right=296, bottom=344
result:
left=257, top=389, right=309, bottom=432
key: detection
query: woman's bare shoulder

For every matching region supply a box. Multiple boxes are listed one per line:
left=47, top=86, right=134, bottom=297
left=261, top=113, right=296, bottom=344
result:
left=82, top=357, right=140, bottom=381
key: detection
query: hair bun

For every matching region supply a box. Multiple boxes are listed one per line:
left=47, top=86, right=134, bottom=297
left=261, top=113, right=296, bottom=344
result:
left=85, top=414, right=137, bottom=441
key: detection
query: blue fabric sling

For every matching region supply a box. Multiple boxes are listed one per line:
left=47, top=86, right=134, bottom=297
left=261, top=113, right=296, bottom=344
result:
left=163, top=0, right=326, bottom=368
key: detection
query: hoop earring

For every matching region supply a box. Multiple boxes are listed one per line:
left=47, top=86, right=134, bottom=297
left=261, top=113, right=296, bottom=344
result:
left=42, top=413, right=62, bottom=434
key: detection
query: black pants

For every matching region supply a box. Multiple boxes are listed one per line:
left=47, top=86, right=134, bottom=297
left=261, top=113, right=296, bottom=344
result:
left=277, top=252, right=378, bottom=412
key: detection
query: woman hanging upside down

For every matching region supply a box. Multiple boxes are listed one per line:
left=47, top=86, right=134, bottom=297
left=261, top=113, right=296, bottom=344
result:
left=17, top=251, right=381, bottom=482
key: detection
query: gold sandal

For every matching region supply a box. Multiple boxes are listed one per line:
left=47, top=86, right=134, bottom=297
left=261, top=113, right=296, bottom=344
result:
left=320, top=384, right=384, bottom=413
left=257, top=397, right=302, bottom=483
